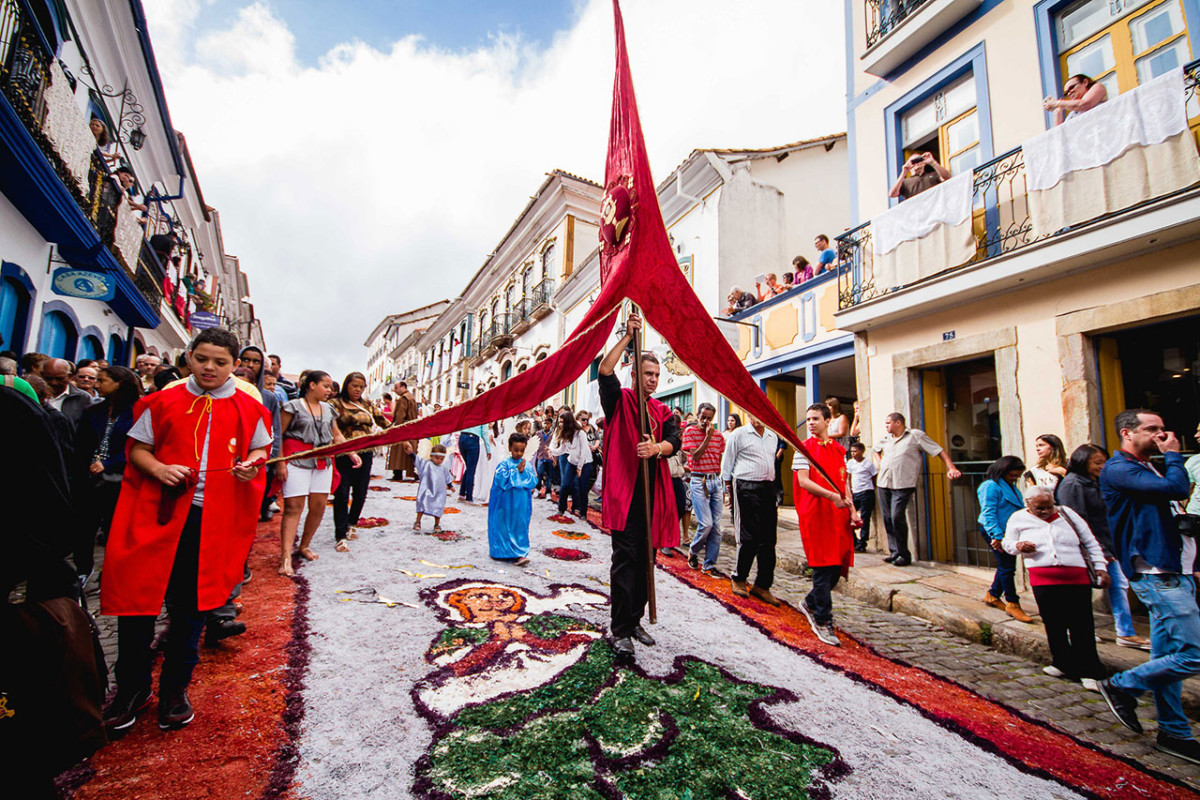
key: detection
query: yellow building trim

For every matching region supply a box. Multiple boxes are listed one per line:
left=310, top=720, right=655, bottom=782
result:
left=564, top=215, right=575, bottom=278
left=764, top=305, right=799, bottom=349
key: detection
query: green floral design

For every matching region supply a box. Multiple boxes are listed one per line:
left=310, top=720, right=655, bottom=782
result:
left=419, top=641, right=840, bottom=799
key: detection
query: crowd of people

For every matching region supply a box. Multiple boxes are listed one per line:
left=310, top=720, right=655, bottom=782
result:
left=5, top=315, right=1200, bottom=794
left=721, top=235, right=841, bottom=316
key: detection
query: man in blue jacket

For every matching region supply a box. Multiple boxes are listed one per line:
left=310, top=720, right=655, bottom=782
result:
left=1096, top=408, right=1198, bottom=764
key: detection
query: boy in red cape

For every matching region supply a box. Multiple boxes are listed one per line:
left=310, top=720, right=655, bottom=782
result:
left=793, top=403, right=860, bottom=648
left=598, top=312, right=680, bottom=657
left=101, top=328, right=272, bottom=732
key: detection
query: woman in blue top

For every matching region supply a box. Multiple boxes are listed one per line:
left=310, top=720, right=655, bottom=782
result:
left=978, top=455, right=1033, bottom=622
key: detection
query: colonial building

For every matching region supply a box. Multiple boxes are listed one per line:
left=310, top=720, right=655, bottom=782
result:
left=363, top=300, right=449, bottom=398
left=0, top=0, right=264, bottom=367
left=554, top=135, right=851, bottom=509
left=837, top=0, right=1200, bottom=564
left=453, top=170, right=602, bottom=402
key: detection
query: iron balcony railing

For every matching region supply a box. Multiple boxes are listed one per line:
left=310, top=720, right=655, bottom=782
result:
left=135, top=241, right=164, bottom=310
left=837, top=58, right=1200, bottom=310
left=488, top=313, right=514, bottom=346
left=864, top=0, right=932, bottom=49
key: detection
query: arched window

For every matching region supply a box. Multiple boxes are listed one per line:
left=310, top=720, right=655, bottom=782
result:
left=0, top=276, right=32, bottom=353
left=541, top=243, right=556, bottom=280
left=522, top=263, right=534, bottom=297
left=38, top=310, right=77, bottom=359
left=502, top=361, right=513, bottom=382
left=79, top=334, right=103, bottom=361
left=107, top=334, right=124, bottom=364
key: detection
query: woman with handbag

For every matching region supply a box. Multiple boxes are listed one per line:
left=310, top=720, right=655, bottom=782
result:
left=977, top=456, right=1032, bottom=622
left=1004, top=484, right=1110, bottom=689
left=71, top=366, right=141, bottom=582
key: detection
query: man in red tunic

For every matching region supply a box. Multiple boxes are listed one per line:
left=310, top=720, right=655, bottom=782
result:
left=598, top=312, right=680, bottom=657
left=101, top=328, right=272, bottom=733
left=793, top=403, right=860, bottom=647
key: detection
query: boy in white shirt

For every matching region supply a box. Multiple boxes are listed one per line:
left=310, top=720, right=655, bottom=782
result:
left=846, top=442, right=878, bottom=552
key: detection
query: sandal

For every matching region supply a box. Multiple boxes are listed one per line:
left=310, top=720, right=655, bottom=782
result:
left=335, top=540, right=350, bottom=553
left=433, top=524, right=443, bottom=533
left=346, top=531, right=359, bottom=540
left=299, top=547, right=320, bottom=561
left=514, top=557, right=530, bottom=566
left=412, top=521, right=421, bottom=531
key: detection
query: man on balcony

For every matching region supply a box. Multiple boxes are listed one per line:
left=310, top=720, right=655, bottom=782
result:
left=888, top=152, right=951, bottom=200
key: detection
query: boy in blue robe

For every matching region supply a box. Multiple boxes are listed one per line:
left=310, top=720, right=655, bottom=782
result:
left=406, top=442, right=453, bottom=531
left=488, top=433, right=538, bottom=566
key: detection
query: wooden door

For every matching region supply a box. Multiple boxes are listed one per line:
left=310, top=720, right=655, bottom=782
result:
left=921, top=368, right=954, bottom=562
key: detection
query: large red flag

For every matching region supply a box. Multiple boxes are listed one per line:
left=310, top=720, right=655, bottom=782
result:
left=283, top=0, right=838, bottom=495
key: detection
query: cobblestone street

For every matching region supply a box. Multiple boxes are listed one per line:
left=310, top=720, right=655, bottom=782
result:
left=709, top=547, right=1200, bottom=791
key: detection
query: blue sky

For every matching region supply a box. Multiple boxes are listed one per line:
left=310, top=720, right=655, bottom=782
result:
left=195, top=0, right=581, bottom=62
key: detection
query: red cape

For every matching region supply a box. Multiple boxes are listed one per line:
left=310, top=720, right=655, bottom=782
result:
left=794, top=436, right=854, bottom=575
left=101, top=384, right=270, bottom=616
left=601, top=384, right=678, bottom=547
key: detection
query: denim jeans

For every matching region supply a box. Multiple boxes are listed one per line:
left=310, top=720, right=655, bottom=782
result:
left=1111, top=574, right=1200, bottom=740
left=558, top=455, right=581, bottom=513
left=689, top=474, right=723, bottom=570
left=988, top=546, right=1018, bottom=603
left=458, top=433, right=480, bottom=501
left=536, top=458, right=554, bottom=492
left=1106, top=560, right=1137, bottom=638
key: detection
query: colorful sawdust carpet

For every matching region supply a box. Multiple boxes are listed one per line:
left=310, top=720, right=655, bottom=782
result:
left=63, top=465, right=1199, bottom=799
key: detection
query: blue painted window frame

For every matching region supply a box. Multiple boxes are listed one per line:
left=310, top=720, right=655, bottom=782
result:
left=0, top=262, right=36, bottom=354
left=1034, top=0, right=1200, bottom=129
left=38, top=301, right=79, bottom=360
left=883, top=42, right=995, bottom=208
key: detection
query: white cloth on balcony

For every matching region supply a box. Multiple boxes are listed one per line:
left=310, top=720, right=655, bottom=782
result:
left=871, top=172, right=974, bottom=256
left=1023, top=68, right=1189, bottom=192
left=1028, top=129, right=1200, bottom=239
left=870, top=215, right=976, bottom=294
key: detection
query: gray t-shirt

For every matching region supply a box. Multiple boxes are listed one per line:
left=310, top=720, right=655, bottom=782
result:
left=128, top=376, right=272, bottom=506
left=282, top=399, right=335, bottom=469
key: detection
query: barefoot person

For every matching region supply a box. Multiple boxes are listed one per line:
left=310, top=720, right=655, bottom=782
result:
left=792, top=403, right=860, bottom=646
left=598, top=311, right=680, bottom=657
left=275, top=371, right=359, bottom=574
left=407, top=441, right=453, bottom=532
left=101, top=328, right=271, bottom=732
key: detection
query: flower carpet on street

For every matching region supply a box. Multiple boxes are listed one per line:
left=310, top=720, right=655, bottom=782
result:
left=60, top=468, right=1198, bottom=799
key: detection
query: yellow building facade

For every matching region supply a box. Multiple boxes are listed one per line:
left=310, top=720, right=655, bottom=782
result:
left=840, top=0, right=1200, bottom=564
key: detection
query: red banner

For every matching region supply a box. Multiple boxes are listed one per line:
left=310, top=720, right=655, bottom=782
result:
left=282, top=0, right=836, bottom=494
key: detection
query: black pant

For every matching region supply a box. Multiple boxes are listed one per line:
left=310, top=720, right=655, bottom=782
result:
left=806, top=565, right=842, bottom=626
left=852, top=489, right=875, bottom=547
left=732, top=479, right=778, bottom=590
left=611, top=484, right=658, bottom=639
left=115, top=505, right=208, bottom=694
left=72, top=478, right=122, bottom=577
left=580, top=461, right=597, bottom=507
left=879, top=487, right=916, bottom=560
left=333, top=451, right=373, bottom=539
left=1032, top=583, right=1105, bottom=680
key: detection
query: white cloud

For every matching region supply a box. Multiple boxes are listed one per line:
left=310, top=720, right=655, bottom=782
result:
left=145, top=0, right=846, bottom=378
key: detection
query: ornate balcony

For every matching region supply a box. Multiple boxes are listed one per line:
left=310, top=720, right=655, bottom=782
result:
left=488, top=313, right=514, bottom=348
left=837, top=59, right=1200, bottom=312
left=861, top=0, right=981, bottom=77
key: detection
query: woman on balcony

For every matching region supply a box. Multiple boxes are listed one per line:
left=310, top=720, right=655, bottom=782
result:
left=1044, top=74, right=1107, bottom=126
left=90, top=117, right=120, bottom=167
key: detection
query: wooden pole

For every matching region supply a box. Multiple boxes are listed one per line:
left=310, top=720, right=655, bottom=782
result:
left=630, top=304, right=657, bottom=624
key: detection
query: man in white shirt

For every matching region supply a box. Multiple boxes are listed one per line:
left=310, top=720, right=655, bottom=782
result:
left=873, top=412, right=960, bottom=566
left=847, top=442, right=878, bottom=552
left=721, top=417, right=780, bottom=602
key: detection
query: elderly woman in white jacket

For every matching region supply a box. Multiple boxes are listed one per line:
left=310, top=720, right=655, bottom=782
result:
left=1004, top=485, right=1110, bottom=689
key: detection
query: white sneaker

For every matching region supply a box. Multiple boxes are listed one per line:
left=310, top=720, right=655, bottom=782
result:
left=1043, top=665, right=1065, bottom=678
left=814, top=624, right=842, bottom=647
left=1082, top=678, right=1100, bottom=692
left=270, top=502, right=281, bottom=513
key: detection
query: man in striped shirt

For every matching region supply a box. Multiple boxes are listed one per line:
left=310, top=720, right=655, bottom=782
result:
left=683, top=402, right=726, bottom=575
left=721, top=417, right=781, bottom=603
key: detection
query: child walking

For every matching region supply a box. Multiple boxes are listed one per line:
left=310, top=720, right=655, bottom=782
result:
left=101, top=328, right=272, bottom=733
left=406, top=442, right=453, bottom=531
left=488, top=432, right=538, bottom=566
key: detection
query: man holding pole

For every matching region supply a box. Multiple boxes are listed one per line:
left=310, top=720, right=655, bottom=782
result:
left=598, top=310, right=680, bottom=657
